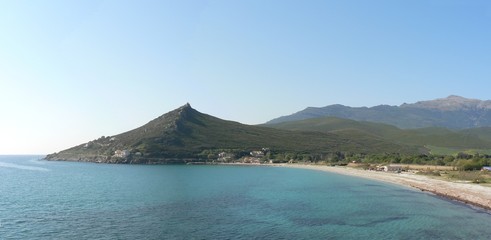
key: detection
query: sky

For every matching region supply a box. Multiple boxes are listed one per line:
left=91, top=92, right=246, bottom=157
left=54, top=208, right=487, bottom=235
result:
left=1, top=0, right=490, bottom=154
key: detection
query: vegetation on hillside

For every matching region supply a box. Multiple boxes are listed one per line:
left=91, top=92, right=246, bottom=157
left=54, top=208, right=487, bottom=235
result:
left=45, top=104, right=421, bottom=163
left=266, top=117, right=491, bottom=150
left=45, top=103, right=491, bottom=174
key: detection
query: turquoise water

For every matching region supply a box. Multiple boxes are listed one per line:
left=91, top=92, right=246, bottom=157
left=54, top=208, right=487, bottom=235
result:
left=1, top=156, right=490, bottom=239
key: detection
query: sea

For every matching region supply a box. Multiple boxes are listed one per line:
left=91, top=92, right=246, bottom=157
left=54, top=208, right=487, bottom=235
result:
left=1, top=155, right=490, bottom=239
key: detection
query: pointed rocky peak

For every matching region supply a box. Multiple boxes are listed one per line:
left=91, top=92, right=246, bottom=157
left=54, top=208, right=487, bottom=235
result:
left=156, top=103, right=194, bottom=119
left=138, top=103, right=197, bottom=132
left=164, top=103, right=204, bottom=131
left=180, top=102, right=192, bottom=110
left=175, top=102, right=197, bottom=119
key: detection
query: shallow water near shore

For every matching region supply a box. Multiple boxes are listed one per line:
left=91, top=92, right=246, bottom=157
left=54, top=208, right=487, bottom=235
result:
left=1, top=156, right=490, bottom=239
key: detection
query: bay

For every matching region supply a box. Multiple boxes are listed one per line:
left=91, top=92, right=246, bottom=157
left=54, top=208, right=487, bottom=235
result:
left=1, top=155, right=490, bottom=239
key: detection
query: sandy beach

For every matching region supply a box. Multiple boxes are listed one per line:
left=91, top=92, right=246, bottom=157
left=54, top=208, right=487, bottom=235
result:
left=279, top=164, right=491, bottom=211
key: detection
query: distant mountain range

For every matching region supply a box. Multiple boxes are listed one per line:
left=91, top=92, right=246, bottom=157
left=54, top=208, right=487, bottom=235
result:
left=46, top=104, right=420, bottom=164
left=266, top=95, right=491, bottom=129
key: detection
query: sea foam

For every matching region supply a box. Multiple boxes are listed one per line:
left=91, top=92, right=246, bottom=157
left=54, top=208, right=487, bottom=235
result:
left=0, top=161, right=49, bottom=171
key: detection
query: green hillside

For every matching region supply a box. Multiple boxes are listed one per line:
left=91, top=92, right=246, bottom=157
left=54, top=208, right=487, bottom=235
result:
left=266, top=117, right=491, bottom=150
left=45, top=104, right=421, bottom=164
left=459, top=127, right=491, bottom=142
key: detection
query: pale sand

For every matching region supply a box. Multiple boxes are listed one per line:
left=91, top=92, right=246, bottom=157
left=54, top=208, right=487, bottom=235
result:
left=278, top=164, right=491, bottom=211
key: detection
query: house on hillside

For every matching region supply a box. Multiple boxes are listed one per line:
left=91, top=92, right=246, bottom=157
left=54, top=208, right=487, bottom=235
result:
left=250, top=151, right=265, bottom=158
left=218, top=152, right=235, bottom=162
left=482, top=166, right=491, bottom=171
left=114, top=150, right=130, bottom=158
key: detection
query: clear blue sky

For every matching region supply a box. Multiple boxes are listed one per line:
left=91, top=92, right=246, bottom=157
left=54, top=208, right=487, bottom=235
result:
left=1, top=0, right=490, bottom=154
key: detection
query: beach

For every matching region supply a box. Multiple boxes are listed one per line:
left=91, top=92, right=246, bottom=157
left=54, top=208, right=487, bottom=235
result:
left=280, top=164, right=491, bottom=211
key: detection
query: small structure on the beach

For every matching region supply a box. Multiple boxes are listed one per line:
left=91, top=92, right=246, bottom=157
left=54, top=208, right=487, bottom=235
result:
left=241, top=156, right=261, bottom=164
left=482, top=166, right=491, bottom=171
left=383, top=165, right=403, bottom=172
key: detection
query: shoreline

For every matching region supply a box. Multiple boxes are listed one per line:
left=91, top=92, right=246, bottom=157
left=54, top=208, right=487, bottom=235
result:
left=40, top=158, right=491, bottom=211
left=276, top=164, right=491, bottom=211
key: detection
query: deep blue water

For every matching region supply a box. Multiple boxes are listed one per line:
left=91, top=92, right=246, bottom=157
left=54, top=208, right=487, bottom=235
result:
left=1, top=155, right=490, bottom=239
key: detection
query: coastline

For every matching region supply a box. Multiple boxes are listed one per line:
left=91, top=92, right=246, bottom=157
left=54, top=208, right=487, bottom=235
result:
left=276, top=164, right=491, bottom=211
left=40, top=157, right=491, bottom=211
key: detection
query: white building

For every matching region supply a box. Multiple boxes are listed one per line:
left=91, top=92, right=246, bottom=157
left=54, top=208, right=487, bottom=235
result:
left=384, top=165, right=403, bottom=172
left=114, top=150, right=131, bottom=158
left=250, top=151, right=265, bottom=158
left=218, top=152, right=234, bottom=161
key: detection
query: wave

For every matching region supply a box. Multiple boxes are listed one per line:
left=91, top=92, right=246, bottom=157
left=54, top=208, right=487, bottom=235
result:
left=28, top=158, right=47, bottom=165
left=0, top=161, right=50, bottom=171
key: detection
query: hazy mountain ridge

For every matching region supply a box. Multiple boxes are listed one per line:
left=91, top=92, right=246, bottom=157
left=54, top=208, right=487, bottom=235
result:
left=401, top=95, right=491, bottom=111
left=266, top=96, right=491, bottom=129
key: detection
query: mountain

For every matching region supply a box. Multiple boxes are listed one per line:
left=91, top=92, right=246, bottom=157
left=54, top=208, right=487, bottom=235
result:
left=45, top=104, right=422, bottom=164
left=401, top=95, right=491, bottom=111
left=266, top=95, right=491, bottom=129
left=266, top=117, right=491, bottom=150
